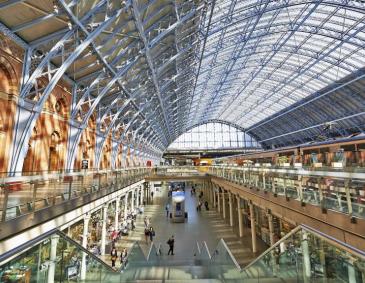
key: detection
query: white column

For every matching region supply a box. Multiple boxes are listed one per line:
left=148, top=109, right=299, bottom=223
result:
left=249, top=202, right=257, bottom=253
left=47, top=235, right=59, bottom=283
left=348, top=262, right=356, bottom=283
left=100, top=205, right=108, bottom=255
left=131, top=189, right=135, bottom=210
left=213, top=187, right=217, bottom=208
left=81, top=215, right=90, bottom=280
left=268, top=213, right=275, bottom=246
left=115, top=197, right=120, bottom=230
left=136, top=188, right=139, bottom=207
left=140, top=185, right=144, bottom=205
left=124, top=192, right=128, bottom=218
left=229, top=192, right=233, bottom=226
left=222, top=190, right=226, bottom=219
left=302, top=231, right=311, bottom=283
left=236, top=196, right=243, bottom=237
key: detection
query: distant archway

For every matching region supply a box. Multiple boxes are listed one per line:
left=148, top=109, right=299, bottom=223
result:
left=0, top=56, right=17, bottom=95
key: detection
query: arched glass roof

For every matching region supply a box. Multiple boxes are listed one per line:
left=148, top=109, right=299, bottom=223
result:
left=189, top=1, right=365, bottom=130
left=168, top=122, right=261, bottom=150
left=2, top=0, right=365, bottom=155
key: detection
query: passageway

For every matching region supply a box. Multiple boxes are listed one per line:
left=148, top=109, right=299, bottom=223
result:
left=104, top=184, right=267, bottom=268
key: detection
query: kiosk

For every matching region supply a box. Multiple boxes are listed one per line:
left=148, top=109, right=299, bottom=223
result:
left=171, top=191, right=187, bottom=222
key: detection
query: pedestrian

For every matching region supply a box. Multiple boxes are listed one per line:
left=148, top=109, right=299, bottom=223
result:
left=165, top=203, right=170, bottom=218
left=144, top=216, right=148, bottom=228
left=144, top=227, right=150, bottom=243
left=110, top=247, right=118, bottom=268
left=120, top=247, right=128, bottom=267
left=151, top=191, right=154, bottom=199
left=131, top=219, right=135, bottom=230
left=167, top=235, right=175, bottom=255
left=149, top=226, right=155, bottom=242
left=204, top=200, right=209, bottom=210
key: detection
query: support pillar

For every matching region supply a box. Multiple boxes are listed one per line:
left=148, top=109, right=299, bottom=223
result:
left=268, top=213, right=275, bottom=246
left=124, top=192, right=128, bottom=218
left=229, top=192, right=233, bottom=226
left=348, top=261, right=356, bottom=283
left=136, top=188, right=139, bottom=208
left=217, top=189, right=221, bottom=213
left=213, top=186, right=217, bottom=208
left=249, top=202, right=257, bottom=253
left=81, top=215, right=90, bottom=280
left=131, top=189, right=135, bottom=210
left=237, top=195, right=243, bottom=237
left=302, top=231, right=311, bottom=283
left=100, top=205, right=108, bottom=255
left=115, top=197, right=120, bottom=230
left=47, top=235, right=59, bottom=283
left=222, top=189, right=226, bottom=219
left=140, top=186, right=144, bottom=205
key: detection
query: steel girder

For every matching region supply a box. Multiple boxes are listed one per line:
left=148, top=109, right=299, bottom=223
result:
left=8, top=3, right=123, bottom=175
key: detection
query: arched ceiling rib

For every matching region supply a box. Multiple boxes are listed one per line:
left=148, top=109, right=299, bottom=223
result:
left=1, top=0, right=365, bottom=152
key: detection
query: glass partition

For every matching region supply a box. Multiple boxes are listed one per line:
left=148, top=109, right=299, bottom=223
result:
left=243, top=225, right=365, bottom=282
left=0, top=229, right=119, bottom=283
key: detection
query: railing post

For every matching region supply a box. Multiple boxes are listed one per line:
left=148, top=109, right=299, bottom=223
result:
left=1, top=184, right=9, bottom=222
left=31, top=180, right=38, bottom=211
left=318, top=177, right=326, bottom=213
left=345, top=179, right=354, bottom=221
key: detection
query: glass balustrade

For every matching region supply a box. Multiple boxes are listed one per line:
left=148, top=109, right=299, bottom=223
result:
left=0, top=168, right=151, bottom=224
left=243, top=225, right=365, bottom=283
left=2, top=225, right=363, bottom=282
left=205, top=166, right=365, bottom=220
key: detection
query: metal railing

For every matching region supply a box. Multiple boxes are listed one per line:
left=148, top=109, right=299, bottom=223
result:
left=0, top=167, right=151, bottom=223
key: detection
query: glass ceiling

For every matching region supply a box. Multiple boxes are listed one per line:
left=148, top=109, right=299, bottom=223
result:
left=189, top=1, right=365, bottom=130
left=168, top=122, right=261, bottom=150
left=2, top=0, right=365, bottom=160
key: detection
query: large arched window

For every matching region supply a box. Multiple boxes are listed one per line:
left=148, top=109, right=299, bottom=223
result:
left=168, top=122, right=261, bottom=150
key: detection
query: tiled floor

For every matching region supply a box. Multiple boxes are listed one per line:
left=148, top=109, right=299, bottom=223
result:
left=101, top=185, right=267, bottom=269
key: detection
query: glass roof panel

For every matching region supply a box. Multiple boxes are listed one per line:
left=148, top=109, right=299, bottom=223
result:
left=189, top=1, right=365, bottom=130
left=167, top=122, right=262, bottom=150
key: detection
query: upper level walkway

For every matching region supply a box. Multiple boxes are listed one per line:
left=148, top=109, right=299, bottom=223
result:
left=1, top=165, right=365, bottom=253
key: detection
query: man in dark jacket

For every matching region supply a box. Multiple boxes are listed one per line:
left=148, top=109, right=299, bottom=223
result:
left=167, top=235, right=175, bottom=255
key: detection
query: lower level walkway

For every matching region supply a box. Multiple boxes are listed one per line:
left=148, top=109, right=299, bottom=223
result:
left=102, top=184, right=267, bottom=268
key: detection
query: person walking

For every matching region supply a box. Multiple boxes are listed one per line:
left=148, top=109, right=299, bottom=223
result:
left=110, top=247, right=118, bottom=268
left=165, top=203, right=170, bottom=218
left=144, top=227, right=150, bottom=243
left=120, top=248, right=128, bottom=267
left=204, top=200, right=209, bottom=210
left=149, top=226, right=155, bottom=243
left=167, top=235, right=175, bottom=255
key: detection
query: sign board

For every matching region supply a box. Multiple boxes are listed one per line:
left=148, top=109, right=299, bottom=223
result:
left=81, top=159, right=89, bottom=169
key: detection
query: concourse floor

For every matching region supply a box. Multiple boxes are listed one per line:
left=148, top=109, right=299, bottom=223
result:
left=102, top=186, right=267, bottom=268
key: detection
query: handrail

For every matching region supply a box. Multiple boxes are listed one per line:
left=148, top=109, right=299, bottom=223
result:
left=243, top=224, right=365, bottom=272
left=195, top=241, right=201, bottom=256
left=0, top=229, right=116, bottom=273
left=202, top=241, right=211, bottom=259
left=119, top=241, right=146, bottom=271
left=211, top=238, right=241, bottom=270
left=56, top=230, right=116, bottom=273
left=0, top=228, right=59, bottom=265
left=243, top=225, right=302, bottom=271
left=301, top=224, right=365, bottom=259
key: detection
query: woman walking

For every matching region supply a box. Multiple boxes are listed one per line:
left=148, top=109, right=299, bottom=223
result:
left=110, top=246, right=118, bottom=268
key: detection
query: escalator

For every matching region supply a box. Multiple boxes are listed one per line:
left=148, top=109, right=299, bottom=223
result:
left=1, top=224, right=364, bottom=282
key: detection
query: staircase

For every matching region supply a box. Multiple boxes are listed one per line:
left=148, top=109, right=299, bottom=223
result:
left=0, top=225, right=364, bottom=282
